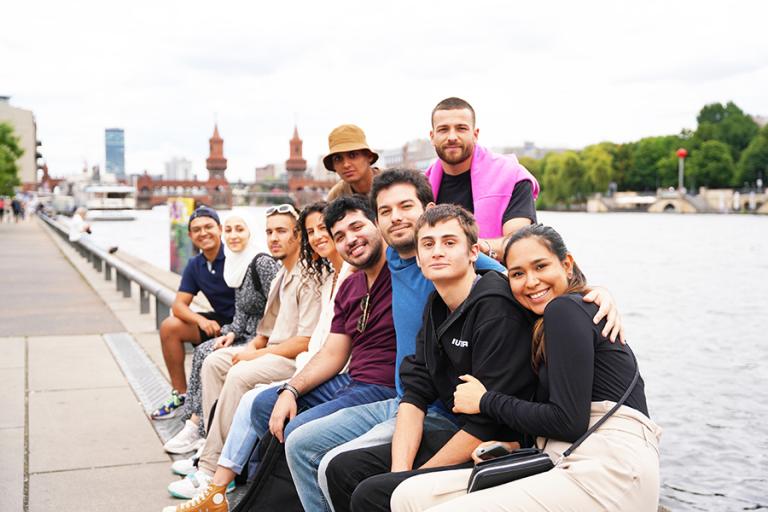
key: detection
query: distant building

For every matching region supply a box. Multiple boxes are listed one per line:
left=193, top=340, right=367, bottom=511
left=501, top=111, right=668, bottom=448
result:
left=752, top=115, right=767, bottom=128
left=254, top=163, right=277, bottom=182
left=496, top=141, right=568, bottom=160
left=0, top=95, right=39, bottom=189
left=105, top=128, right=125, bottom=179
left=165, top=157, right=193, bottom=181
left=379, top=138, right=435, bottom=171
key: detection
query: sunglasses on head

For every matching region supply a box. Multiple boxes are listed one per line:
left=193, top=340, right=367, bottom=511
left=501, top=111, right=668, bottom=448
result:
left=266, top=204, right=300, bottom=220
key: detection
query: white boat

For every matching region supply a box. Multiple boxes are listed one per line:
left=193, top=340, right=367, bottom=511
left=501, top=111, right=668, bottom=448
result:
left=78, top=184, right=137, bottom=221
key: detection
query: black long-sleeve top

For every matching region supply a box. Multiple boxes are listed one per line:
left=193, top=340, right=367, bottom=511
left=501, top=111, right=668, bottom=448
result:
left=400, top=271, right=537, bottom=442
left=480, top=294, right=648, bottom=443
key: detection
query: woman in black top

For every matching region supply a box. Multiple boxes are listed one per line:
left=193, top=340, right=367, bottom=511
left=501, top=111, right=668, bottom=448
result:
left=390, top=224, right=662, bottom=512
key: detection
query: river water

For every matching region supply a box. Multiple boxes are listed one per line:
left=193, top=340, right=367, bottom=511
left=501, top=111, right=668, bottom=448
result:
left=87, top=207, right=768, bottom=511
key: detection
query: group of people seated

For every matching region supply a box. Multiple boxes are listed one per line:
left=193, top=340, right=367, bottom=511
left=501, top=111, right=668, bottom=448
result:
left=151, top=97, right=662, bottom=512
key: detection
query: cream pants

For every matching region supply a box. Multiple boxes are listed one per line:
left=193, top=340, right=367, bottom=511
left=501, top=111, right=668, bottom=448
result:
left=391, top=402, right=662, bottom=512
left=198, top=346, right=295, bottom=474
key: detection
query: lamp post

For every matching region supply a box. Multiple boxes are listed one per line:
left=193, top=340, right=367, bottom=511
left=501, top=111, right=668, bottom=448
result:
left=676, top=148, right=688, bottom=194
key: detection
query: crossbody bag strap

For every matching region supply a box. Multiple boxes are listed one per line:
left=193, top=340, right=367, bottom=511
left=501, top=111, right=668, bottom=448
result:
left=558, top=350, right=640, bottom=461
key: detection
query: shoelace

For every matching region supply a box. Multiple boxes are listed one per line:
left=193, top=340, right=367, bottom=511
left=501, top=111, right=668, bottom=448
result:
left=178, top=485, right=212, bottom=511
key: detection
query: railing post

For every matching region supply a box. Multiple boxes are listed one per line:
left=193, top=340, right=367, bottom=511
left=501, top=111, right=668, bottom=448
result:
left=122, top=275, right=131, bottom=298
left=155, top=298, right=170, bottom=330
left=105, top=263, right=112, bottom=281
left=93, top=255, right=103, bottom=272
left=140, top=287, right=150, bottom=314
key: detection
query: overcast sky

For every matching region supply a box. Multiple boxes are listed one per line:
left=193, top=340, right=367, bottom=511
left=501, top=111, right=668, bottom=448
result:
left=3, top=0, right=768, bottom=182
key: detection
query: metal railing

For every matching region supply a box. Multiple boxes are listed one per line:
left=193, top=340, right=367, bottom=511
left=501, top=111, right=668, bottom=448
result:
left=39, top=213, right=175, bottom=329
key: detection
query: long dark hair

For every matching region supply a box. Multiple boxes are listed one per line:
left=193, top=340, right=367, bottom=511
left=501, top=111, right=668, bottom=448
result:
left=503, top=224, right=588, bottom=372
left=298, top=201, right=333, bottom=285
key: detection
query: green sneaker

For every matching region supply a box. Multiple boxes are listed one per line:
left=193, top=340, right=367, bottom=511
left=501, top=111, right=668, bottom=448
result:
left=151, top=390, right=186, bottom=420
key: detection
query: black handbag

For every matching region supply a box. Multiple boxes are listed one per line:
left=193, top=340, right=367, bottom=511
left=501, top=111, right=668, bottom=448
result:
left=467, top=352, right=640, bottom=493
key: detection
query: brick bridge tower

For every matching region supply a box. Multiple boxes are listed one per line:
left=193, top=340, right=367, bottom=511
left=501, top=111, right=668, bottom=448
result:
left=285, top=125, right=307, bottom=179
left=206, top=124, right=227, bottom=180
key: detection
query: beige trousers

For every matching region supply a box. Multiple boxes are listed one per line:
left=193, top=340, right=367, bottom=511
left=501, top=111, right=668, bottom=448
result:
left=391, top=402, right=662, bottom=512
left=198, top=346, right=295, bottom=474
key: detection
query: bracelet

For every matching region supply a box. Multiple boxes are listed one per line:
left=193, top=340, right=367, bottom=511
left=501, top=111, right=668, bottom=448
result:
left=276, top=383, right=300, bottom=400
left=482, top=240, right=497, bottom=260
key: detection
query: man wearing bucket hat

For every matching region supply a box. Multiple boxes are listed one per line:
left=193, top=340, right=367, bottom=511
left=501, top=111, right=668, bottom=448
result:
left=325, top=124, right=381, bottom=202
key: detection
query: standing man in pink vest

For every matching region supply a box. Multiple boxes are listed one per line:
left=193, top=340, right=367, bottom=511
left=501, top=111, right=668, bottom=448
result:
left=426, top=97, right=539, bottom=261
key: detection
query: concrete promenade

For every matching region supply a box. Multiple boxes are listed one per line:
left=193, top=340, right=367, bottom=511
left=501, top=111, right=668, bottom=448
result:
left=0, top=219, right=185, bottom=511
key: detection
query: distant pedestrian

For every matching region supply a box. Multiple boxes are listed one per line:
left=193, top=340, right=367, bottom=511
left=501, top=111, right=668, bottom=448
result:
left=0, top=197, right=5, bottom=223
left=11, top=198, right=23, bottom=223
left=68, top=207, right=91, bottom=242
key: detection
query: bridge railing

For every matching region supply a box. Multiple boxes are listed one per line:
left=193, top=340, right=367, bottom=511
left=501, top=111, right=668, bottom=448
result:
left=38, top=213, right=175, bottom=329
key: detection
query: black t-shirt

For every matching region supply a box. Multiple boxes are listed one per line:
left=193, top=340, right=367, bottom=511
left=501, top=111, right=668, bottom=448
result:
left=435, top=173, right=537, bottom=225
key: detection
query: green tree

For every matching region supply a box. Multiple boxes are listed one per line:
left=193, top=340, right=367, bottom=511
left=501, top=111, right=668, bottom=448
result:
left=541, top=151, right=587, bottom=206
left=0, top=122, right=24, bottom=195
left=695, top=101, right=758, bottom=160
left=625, top=136, right=683, bottom=190
left=580, top=144, right=614, bottom=193
left=736, top=124, right=768, bottom=187
left=688, top=140, right=736, bottom=189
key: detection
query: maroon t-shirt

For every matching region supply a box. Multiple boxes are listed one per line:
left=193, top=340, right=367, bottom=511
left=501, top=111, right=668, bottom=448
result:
left=330, top=264, right=396, bottom=388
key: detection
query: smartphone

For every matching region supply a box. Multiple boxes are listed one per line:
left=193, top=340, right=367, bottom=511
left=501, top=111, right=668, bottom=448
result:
left=475, top=442, right=511, bottom=461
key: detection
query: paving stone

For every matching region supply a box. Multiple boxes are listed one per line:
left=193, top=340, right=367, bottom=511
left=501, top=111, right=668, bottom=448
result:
left=29, top=461, right=178, bottom=512
left=0, top=427, right=23, bottom=512
left=29, top=386, right=168, bottom=473
left=0, top=367, right=25, bottom=429
left=27, top=335, right=125, bottom=391
left=0, top=337, right=25, bottom=369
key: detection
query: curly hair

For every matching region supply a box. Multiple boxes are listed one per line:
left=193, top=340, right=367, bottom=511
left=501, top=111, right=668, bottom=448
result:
left=298, top=201, right=333, bottom=285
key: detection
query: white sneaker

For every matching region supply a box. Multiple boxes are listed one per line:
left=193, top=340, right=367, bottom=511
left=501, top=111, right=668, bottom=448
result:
left=168, top=470, right=235, bottom=500
left=171, top=443, right=205, bottom=476
left=164, top=420, right=203, bottom=454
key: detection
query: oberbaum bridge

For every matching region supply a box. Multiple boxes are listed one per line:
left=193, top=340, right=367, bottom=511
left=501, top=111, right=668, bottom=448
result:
left=134, top=125, right=336, bottom=210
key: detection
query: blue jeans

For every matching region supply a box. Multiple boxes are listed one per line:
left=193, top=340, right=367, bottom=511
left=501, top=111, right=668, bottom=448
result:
left=248, top=372, right=396, bottom=456
left=218, top=384, right=272, bottom=473
left=286, top=398, right=458, bottom=512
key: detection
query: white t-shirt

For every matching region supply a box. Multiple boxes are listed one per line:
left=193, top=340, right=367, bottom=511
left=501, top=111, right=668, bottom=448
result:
left=68, top=214, right=86, bottom=242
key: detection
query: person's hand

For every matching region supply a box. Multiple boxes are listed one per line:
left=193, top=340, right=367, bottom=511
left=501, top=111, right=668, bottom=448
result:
left=583, top=287, right=625, bottom=344
left=213, top=332, right=235, bottom=350
left=232, top=347, right=264, bottom=365
left=198, top=317, right=221, bottom=338
left=471, top=441, right=519, bottom=464
left=269, top=391, right=298, bottom=443
left=453, top=374, right=487, bottom=415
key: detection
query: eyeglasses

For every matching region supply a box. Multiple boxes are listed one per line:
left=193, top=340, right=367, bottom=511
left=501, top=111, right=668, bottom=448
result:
left=266, top=204, right=300, bottom=220
left=356, top=293, right=371, bottom=333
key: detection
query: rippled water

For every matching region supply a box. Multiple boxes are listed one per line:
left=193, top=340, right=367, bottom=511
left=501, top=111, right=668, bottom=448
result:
left=88, top=208, right=768, bottom=511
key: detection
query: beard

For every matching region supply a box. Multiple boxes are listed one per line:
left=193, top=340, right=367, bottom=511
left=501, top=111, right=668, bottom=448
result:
left=384, top=230, right=416, bottom=255
left=347, top=236, right=384, bottom=270
left=435, top=140, right=473, bottom=166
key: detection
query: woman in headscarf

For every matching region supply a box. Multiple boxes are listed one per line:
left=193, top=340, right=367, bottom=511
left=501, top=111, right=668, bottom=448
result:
left=163, top=213, right=279, bottom=456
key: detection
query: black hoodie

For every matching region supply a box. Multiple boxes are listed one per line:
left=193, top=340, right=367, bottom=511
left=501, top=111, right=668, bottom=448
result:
left=400, top=270, right=537, bottom=442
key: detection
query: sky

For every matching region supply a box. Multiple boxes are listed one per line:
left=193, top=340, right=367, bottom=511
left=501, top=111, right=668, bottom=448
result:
left=3, top=0, right=768, bottom=182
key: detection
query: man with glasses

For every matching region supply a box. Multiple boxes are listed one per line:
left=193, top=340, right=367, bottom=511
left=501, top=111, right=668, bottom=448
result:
left=153, top=206, right=236, bottom=420
left=166, top=203, right=323, bottom=499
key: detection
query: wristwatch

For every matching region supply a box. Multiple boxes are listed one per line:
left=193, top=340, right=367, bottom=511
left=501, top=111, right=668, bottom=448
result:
left=276, top=382, right=300, bottom=400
